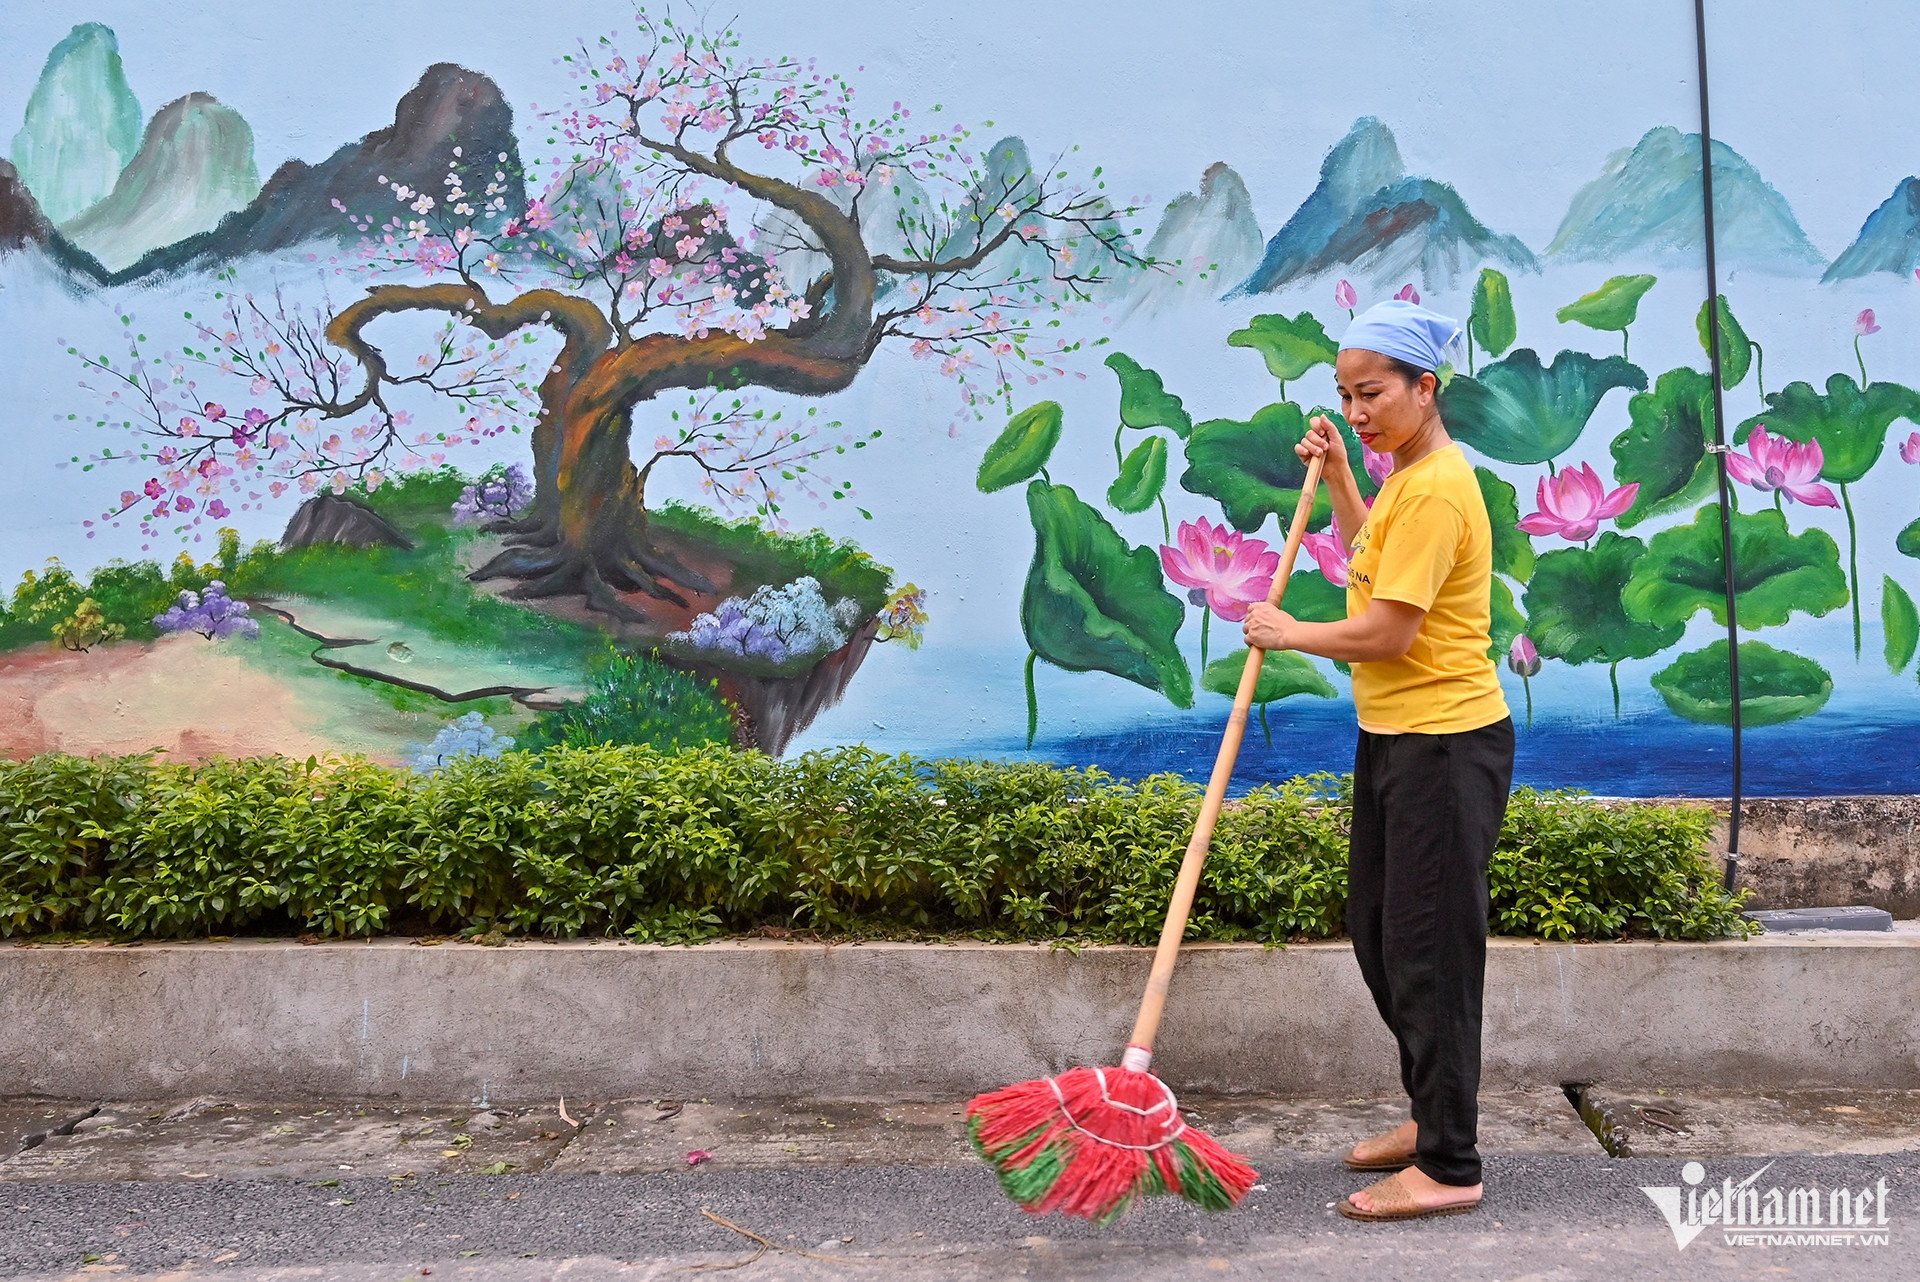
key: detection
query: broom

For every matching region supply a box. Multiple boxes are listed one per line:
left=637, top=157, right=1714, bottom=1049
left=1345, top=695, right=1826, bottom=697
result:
left=968, top=454, right=1327, bottom=1223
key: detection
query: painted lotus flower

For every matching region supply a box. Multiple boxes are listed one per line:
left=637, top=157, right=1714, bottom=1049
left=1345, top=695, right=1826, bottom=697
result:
left=1516, top=463, right=1639, bottom=541
left=1335, top=279, right=1357, bottom=310
left=1362, top=445, right=1394, bottom=487
left=1899, top=431, right=1920, bottom=465
left=1506, top=634, right=1541, bottom=677
left=1301, top=529, right=1349, bottom=588
left=1395, top=283, right=1420, bottom=304
left=1160, top=517, right=1280, bottom=621
left=1725, top=425, right=1838, bottom=507
left=1855, top=308, right=1881, bottom=337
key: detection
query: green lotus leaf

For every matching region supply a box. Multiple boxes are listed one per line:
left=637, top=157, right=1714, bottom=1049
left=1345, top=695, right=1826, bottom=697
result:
left=1180, top=402, right=1333, bottom=532
left=1523, top=533, right=1681, bottom=665
left=1227, top=312, right=1339, bottom=386
left=1021, top=480, right=1192, bottom=707
left=1623, top=506, right=1848, bottom=630
left=1734, top=375, right=1920, bottom=483
left=1470, top=268, right=1518, bottom=361
left=1557, top=274, right=1658, bottom=333
left=1277, top=569, right=1347, bottom=623
left=1489, top=574, right=1527, bottom=661
left=978, top=401, right=1063, bottom=493
left=1651, top=640, right=1833, bottom=727
left=1900, top=517, right=1920, bottom=559
left=1442, top=349, right=1648, bottom=464
left=1695, top=295, right=1752, bottom=391
left=1107, top=436, right=1168, bottom=514
left=1885, top=577, right=1919, bottom=673
left=1611, top=368, right=1717, bottom=528
left=1201, top=648, right=1337, bottom=703
left=1105, top=353, right=1192, bottom=438
left=1475, top=466, right=1535, bottom=582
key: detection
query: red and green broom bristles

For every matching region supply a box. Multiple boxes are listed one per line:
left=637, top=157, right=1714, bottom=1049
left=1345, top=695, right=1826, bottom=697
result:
left=967, top=1063, right=1258, bottom=1224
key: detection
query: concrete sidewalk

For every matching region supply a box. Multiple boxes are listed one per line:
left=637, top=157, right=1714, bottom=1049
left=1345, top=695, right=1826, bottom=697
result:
left=2, top=1091, right=1916, bottom=1280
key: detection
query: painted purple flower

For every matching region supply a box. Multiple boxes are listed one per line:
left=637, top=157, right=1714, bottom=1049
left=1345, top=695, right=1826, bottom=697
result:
left=203, top=402, right=227, bottom=421
left=1516, top=463, right=1639, bottom=541
left=1900, top=431, right=1920, bottom=465
left=1334, top=279, right=1357, bottom=311
left=1160, top=517, right=1280, bottom=622
left=206, top=499, right=231, bottom=519
left=1395, top=283, right=1420, bottom=304
left=1506, top=634, right=1541, bottom=678
left=1855, top=308, right=1881, bottom=337
left=1725, top=425, right=1839, bottom=507
left=1301, top=529, right=1349, bottom=588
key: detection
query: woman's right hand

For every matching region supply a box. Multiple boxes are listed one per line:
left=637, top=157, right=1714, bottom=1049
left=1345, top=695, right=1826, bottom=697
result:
left=1296, top=414, right=1352, bottom=476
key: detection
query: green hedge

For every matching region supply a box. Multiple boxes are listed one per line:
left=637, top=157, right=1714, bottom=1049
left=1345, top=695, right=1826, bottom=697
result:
left=0, top=747, right=1751, bottom=944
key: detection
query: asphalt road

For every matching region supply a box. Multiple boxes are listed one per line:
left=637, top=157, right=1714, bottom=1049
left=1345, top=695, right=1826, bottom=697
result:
left=5, top=1151, right=1916, bottom=1281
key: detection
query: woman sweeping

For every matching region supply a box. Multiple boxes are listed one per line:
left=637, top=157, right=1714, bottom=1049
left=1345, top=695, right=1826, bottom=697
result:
left=1241, top=299, right=1516, bottom=1223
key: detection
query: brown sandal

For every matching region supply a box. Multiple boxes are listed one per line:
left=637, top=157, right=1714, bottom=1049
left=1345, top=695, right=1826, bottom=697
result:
left=1343, top=1145, right=1415, bottom=1172
left=1338, top=1172, right=1481, bottom=1222
left=1343, top=1127, right=1416, bottom=1172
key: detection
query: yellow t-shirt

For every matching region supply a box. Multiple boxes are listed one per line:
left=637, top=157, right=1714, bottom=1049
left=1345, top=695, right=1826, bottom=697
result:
left=1344, top=442, right=1510, bottom=735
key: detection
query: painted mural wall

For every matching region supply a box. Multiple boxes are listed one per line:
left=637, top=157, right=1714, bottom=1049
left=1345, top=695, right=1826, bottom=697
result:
left=1, top=1, right=1916, bottom=796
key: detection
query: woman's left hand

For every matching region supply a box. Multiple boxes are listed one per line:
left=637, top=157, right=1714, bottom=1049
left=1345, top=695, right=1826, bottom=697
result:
left=1242, top=603, right=1295, bottom=651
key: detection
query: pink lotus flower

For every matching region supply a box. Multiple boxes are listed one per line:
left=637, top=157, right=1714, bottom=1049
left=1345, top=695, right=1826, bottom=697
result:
left=1160, top=517, right=1280, bottom=621
left=1506, top=634, right=1541, bottom=677
left=1301, top=529, right=1349, bottom=587
left=1855, top=308, right=1881, bottom=337
left=1362, top=445, right=1393, bottom=486
left=1900, top=431, right=1920, bottom=465
left=1725, top=425, right=1839, bottom=507
left=1516, top=463, right=1639, bottom=541
left=1395, top=283, right=1420, bottom=304
left=1334, top=279, right=1357, bottom=310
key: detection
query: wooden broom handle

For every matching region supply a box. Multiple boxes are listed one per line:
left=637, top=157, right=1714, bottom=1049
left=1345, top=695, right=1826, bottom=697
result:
left=1124, top=453, right=1326, bottom=1066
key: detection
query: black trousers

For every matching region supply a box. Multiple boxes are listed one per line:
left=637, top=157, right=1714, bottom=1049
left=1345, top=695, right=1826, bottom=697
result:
left=1348, top=717, right=1515, bottom=1187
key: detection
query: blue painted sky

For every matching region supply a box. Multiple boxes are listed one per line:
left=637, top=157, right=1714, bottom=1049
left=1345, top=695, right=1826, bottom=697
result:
left=4, top=0, right=1916, bottom=257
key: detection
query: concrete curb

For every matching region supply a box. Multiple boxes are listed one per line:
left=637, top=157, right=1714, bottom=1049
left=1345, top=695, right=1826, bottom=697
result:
left=3, top=927, right=1916, bottom=1104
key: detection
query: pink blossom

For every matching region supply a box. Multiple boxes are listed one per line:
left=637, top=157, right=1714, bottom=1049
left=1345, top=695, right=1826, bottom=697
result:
left=204, top=402, right=227, bottom=420
left=1362, top=445, right=1393, bottom=487
left=1516, top=463, right=1639, bottom=541
left=1506, top=635, right=1541, bottom=677
left=523, top=200, right=555, bottom=231
left=1334, top=279, right=1357, bottom=310
left=1159, top=517, right=1280, bottom=621
left=1301, top=529, right=1349, bottom=588
left=1724, top=425, right=1839, bottom=507
left=174, top=495, right=194, bottom=512
left=206, top=500, right=230, bottom=519
left=1395, top=283, right=1420, bottom=304
left=143, top=478, right=164, bottom=499
left=1855, top=308, right=1881, bottom=337
left=1900, top=431, right=1920, bottom=465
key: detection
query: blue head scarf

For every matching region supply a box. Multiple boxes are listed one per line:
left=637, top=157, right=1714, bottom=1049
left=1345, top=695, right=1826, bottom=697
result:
left=1338, top=299, right=1465, bottom=374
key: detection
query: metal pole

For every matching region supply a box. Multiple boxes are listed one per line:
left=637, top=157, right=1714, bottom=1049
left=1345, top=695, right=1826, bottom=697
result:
left=1693, top=0, right=1744, bottom=891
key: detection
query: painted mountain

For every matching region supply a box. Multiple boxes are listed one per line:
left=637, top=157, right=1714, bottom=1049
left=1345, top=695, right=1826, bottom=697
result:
left=59, top=94, right=261, bottom=273
left=753, top=166, right=933, bottom=297
left=1122, top=161, right=1263, bottom=317
left=97, top=63, right=523, bottom=283
left=937, top=135, right=1136, bottom=297
left=9, top=23, right=142, bottom=225
left=0, top=161, right=54, bottom=251
left=1231, top=117, right=1535, bottom=296
left=1548, top=126, right=1825, bottom=273
left=1824, top=177, right=1920, bottom=282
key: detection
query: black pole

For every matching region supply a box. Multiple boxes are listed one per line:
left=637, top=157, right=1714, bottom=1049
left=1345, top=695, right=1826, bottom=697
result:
left=1693, top=0, right=1744, bottom=891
